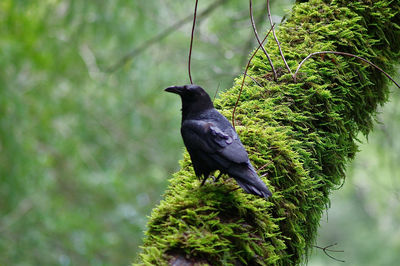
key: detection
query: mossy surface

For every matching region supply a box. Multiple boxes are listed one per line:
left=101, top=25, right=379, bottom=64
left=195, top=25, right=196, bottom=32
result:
left=137, top=0, right=400, bottom=265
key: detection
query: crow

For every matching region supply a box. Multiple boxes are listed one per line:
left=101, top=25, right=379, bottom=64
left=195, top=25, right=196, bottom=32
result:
left=165, top=84, right=272, bottom=199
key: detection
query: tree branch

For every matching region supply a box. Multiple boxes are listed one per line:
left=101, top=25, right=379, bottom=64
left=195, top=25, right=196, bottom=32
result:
left=136, top=1, right=400, bottom=265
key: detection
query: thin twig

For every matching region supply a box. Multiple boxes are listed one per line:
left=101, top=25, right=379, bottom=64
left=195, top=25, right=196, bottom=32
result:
left=314, top=243, right=345, bottom=263
left=257, top=161, right=272, bottom=172
left=266, top=0, right=293, bottom=78
left=249, top=0, right=277, bottom=81
left=245, top=73, right=263, bottom=87
left=105, top=0, right=226, bottom=73
left=188, top=0, right=199, bottom=84
left=294, top=51, right=400, bottom=90
left=257, top=161, right=272, bottom=177
left=232, top=24, right=275, bottom=128
left=213, top=83, right=221, bottom=101
left=240, top=1, right=268, bottom=66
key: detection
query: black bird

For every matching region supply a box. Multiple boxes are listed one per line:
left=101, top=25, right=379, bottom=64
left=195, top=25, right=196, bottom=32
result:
left=165, top=84, right=272, bottom=199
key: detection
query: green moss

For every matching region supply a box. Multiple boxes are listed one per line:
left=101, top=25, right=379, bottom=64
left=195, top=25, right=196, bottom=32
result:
left=137, top=0, right=400, bottom=265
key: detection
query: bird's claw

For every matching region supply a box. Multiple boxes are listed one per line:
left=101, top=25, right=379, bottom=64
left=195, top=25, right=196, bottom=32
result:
left=212, top=172, right=223, bottom=183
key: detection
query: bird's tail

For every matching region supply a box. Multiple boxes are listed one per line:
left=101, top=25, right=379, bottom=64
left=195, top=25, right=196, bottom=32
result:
left=231, top=164, right=272, bottom=200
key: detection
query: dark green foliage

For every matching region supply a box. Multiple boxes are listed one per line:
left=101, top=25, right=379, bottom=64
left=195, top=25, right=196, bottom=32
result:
left=138, top=0, right=400, bottom=264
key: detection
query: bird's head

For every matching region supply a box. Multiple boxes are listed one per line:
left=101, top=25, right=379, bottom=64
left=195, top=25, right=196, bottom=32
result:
left=165, top=84, right=214, bottom=115
left=165, top=84, right=211, bottom=101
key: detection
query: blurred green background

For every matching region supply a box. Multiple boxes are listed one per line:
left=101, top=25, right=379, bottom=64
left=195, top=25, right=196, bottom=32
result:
left=0, top=0, right=399, bottom=265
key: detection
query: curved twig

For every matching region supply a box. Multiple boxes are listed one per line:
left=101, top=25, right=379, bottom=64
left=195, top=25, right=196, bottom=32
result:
left=105, top=0, right=226, bottom=73
left=314, top=243, right=345, bottom=263
left=188, top=0, right=199, bottom=84
left=232, top=24, right=275, bottom=128
left=213, top=83, right=221, bottom=102
left=266, top=0, right=293, bottom=78
left=294, top=51, right=400, bottom=90
left=249, top=0, right=277, bottom=81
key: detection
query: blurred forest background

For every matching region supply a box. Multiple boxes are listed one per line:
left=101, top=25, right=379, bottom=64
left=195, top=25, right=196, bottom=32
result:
left=1, top=0, right=399, bottom=265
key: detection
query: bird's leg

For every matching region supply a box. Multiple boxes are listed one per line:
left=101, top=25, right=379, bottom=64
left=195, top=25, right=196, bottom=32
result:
left=200, top=175, right=209, bottom=186
left=213, top=172, right=223, bottom=183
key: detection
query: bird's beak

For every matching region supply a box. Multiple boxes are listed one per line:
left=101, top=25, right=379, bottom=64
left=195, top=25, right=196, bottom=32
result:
left=165, top=85, right=184, bottom=95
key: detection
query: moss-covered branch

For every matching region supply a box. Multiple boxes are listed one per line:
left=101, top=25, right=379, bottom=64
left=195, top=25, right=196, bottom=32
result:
left=137, top=0, right=400, bottom=265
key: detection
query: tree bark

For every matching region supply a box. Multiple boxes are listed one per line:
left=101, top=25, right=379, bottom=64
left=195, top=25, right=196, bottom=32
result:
left=137, top=0, right=400, bottom=265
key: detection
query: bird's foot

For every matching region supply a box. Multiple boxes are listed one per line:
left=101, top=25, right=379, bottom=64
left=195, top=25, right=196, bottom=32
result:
left=212, top=172, right=223, bottom=183
left=200, top=177, right=208, bottom=186
left=199, top=172, right=224, bottom=186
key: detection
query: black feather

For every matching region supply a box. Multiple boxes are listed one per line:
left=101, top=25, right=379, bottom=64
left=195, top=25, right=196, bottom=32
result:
left=165, top=84, right=272, bottom=199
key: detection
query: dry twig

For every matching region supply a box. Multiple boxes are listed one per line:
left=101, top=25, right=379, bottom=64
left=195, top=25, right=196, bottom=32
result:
left=249, top=0, right=277, bottom=81
left=105, top=0, right=226, bottom=73
left=232, top=24, right=275, bottom=128
left=266, top=0, right=293, bottom=78
left=314, top=243, right=345, bottom=263
left=294, top=51, right=400, bottom=89
left=188, top=0, right=199, bottom=84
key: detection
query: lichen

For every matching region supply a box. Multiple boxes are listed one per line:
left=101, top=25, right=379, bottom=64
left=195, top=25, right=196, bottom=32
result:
left=136, top=0, right=400, bottom=265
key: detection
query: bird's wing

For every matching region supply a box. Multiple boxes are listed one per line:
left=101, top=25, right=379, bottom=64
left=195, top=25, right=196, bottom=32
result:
left=181, top=119, right=249, bottom=164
